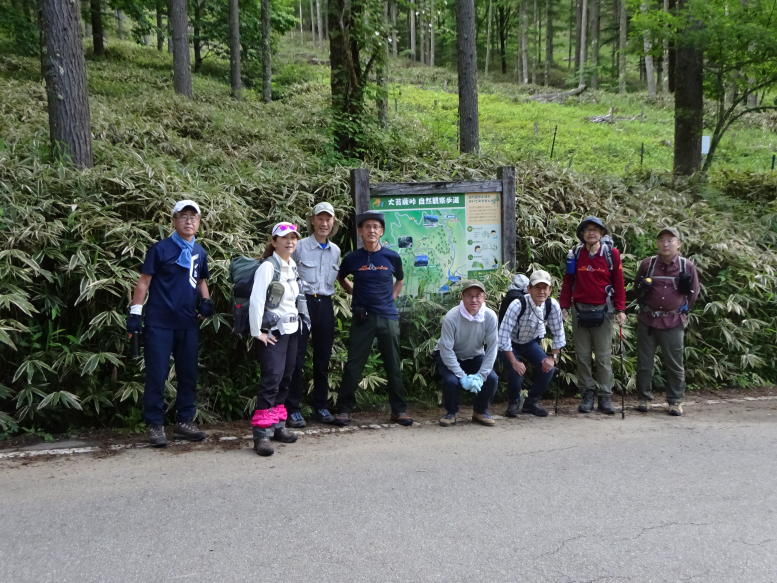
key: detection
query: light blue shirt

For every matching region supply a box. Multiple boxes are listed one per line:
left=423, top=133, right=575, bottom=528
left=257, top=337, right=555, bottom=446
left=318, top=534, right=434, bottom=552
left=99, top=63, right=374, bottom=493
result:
left=292, top=235, right=341, bottom=296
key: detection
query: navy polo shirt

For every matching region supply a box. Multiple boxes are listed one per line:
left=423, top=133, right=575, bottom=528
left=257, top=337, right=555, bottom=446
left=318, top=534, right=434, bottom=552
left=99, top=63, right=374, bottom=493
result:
left=141, top=236, right=209, bottom=329
left=339, top=246, right=403, bottom=320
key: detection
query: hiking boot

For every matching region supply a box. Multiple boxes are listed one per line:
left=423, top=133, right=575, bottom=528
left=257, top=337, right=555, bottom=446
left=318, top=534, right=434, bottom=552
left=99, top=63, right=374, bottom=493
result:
left=173, top=422, right=206, bottom=441
left=148, top=425, right=168, bottom=447
left=504, top=400, right=521, bottom=418
left=597, top=395, right=615, bottom=415
left=636, top=400, right=649, bottom=413
left=273, top=426, right=298, bottom=443
left=472, top=412, right=496, bottom=426
left=390, top=411, right=414, bottom=426
left=668, top=403, right=684, bottom=416
left=312, top=408, right=336, bottom=424
left=578, top=391, right=595, bottom=413
left=522, top=401, right=549, bottom=417
left=286, top=411, right=306, bottom=429
left=334, top=412, right=351, bottom=426
left=439, top=413, right=457, bottom=427
left=254, top=436, right=274, bottom=456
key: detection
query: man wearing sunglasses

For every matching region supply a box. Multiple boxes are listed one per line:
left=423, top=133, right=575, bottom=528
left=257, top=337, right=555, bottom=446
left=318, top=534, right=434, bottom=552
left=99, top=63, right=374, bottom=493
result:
left=127, top=200, right=213, bottom=447
left=335, top=211, right=412, bottom=426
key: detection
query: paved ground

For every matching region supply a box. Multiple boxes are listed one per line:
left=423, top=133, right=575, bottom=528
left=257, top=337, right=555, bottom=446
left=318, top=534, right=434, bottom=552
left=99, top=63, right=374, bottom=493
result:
left=2, top=397, right=777, bottom=582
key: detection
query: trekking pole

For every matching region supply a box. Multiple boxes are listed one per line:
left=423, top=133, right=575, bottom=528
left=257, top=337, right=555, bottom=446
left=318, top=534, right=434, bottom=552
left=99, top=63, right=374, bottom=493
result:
left=619, top=324, right=626, bottom=420
left=553, top=361, right=560, bottom=415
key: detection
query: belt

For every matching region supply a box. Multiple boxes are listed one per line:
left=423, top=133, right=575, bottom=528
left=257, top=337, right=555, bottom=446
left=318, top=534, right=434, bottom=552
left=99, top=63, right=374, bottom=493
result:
left=643, top=309, right=678, bottom=317
left=306, top=293, right=332, bottom=299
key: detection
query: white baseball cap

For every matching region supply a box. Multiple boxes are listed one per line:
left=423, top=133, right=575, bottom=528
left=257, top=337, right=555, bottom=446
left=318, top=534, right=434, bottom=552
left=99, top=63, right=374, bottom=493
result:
left=312, top=202, right=335, bottom=216
left=172, top=199, right=201, bottom=215
left=529, top=270, right=553, bottom=286
left=271, top=222, right=300, bottom=238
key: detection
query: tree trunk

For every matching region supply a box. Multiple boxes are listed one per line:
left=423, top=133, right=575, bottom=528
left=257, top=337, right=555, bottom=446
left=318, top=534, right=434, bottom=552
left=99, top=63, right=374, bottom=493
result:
left=485, top=0, right=492, bottom=74
left=641, top=2, right=656, bottom=97
left=578, top=0, right=587, bottom=86
left=310, top=0, right=315, bottom=40
left=315, top=0, right=323, bottom=46
left=673, top=0, right=703, bottom=175
left=456, top=0, right=479, bottom=153
left=589, top=0, right=599, bottom=89
left=170, top=0, right=192, bottom=98
left=40, top=0, right=93, bottom=168
left=429, top=2, right=435, bottom=67
left=389, top=0, right=398, bottom=57
left=377, top=4, right=389, bottom=126
left=498, top=6, right=507, bottom=74
left=115, top=9, right=124, bottom=39
left=409, top=1, right=416, bottom=60
left=532, top=0, right=539, bottom=85
left=193, top=0, right=202, bottom=73
left=518, top=0, right=528, bottom=83
left=544, top=0, right=553, bottom=85
left=299, top=1, right=304, bottom=36
left=229, top=0, right=242, bottom=99
left=89, top=0, right=104, bottom=56
left=261, top=0, right=272, bottom=102
left=156, top=0, right=164, bottom=51
left=328, top=0, right=366, bottom=154
left=618, top=0, right=627, bottom=93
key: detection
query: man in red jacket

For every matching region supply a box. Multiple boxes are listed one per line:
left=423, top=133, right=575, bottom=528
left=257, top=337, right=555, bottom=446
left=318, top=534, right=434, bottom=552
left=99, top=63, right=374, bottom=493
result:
left=559, top=216, right=627, bottom=414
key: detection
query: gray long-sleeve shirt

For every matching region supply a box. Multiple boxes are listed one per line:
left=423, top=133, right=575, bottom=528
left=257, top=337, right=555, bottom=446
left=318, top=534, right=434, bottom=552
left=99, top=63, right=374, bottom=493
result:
left=434, top=305, right=499, bottom=379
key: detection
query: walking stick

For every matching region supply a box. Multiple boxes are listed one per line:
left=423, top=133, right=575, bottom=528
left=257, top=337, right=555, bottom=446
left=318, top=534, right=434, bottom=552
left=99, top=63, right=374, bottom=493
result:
left=553, top=363, right=560, bottom=415
left=619, top=324, right=626, bottom=419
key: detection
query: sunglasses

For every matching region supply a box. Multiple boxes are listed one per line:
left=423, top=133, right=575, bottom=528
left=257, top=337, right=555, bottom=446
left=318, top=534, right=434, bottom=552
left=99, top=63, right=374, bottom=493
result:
left=272, top=223, right=299, bottom=236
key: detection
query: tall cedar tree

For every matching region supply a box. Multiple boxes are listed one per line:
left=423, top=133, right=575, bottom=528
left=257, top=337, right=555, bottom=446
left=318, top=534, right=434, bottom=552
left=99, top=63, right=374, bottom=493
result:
left=170, top=0, right=193, bottom=98
left=456, top=0, right=479, bottom=152
left=90, top=0, right=105, bottom=56
left=40, top=0, right=93, bottom=168
left=673, top=0, right=702, bottom=174
left=262, top=0, right=272, bottom=102
left=229, top=0, right=242, bottom=99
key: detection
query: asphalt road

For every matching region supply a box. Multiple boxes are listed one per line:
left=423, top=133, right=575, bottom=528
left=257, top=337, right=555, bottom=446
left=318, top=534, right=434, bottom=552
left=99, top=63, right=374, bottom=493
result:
left=2, top=398, right=777, bottom=582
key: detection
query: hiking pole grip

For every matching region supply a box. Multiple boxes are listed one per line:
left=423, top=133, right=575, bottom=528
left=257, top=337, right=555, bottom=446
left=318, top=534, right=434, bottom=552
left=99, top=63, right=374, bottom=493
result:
left=130, top=333, right=140, bottom=359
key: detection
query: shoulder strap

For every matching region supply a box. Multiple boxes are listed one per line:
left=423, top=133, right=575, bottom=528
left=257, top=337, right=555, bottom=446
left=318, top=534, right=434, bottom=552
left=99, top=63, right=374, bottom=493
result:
left=544, top=298, right=552, bottom=321
left=517, top=296, right=528, bottom=320
left=679, top=256, right=687, bottom=276
left=646, top=255, right=658, bottom=278
left=575, top=242, right=614, bottom=272
left=267, top=255, right=281, bottom=282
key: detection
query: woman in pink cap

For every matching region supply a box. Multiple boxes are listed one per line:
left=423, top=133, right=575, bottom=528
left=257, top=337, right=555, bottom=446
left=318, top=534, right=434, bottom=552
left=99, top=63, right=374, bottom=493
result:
left=248, top=222, right=305, bottom=456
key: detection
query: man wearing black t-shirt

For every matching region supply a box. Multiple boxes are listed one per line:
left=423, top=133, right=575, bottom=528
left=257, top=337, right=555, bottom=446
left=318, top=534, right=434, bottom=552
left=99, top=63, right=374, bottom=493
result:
left=127, top=200, right=213, bottom=447
left=335, top=211, right=412, bottom=426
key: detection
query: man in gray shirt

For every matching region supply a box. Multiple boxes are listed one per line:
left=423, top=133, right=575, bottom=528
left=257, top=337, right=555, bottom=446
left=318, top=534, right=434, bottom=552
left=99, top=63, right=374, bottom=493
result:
left=286, top=202, right=344, bottom=427
left=433, top=280, right=499, bottom=427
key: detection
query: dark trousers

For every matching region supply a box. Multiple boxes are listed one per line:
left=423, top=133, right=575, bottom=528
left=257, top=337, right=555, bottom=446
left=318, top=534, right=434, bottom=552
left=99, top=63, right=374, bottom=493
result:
left=435, top=353, right=498, bottom=415
left=338, top=314, right=406, bottom=414
left=505, top=339, right=556, bottom=404
left=143, top=325, right=199, bottom=426
left=286, top=295, right=334, bottom=411
left=256, top=331, right=299, bottom=409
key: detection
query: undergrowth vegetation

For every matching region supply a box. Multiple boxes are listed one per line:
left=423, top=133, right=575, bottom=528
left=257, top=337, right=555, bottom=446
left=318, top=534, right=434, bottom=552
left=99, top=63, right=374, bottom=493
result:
left=1, top=41, right=776, bottom=436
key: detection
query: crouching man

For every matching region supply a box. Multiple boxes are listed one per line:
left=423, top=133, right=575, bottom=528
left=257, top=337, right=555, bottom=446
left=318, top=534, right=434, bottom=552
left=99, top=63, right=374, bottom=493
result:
left=433, top=280, right=499, bottom=427
left=499, top=270, right=565, bottom=417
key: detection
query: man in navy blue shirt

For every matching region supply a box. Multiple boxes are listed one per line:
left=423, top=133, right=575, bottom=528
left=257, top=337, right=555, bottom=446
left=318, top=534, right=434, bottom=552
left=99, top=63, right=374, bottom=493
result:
left=127, top=200, right=213, bottom=447
left=335, top=211, right=412, bottom=426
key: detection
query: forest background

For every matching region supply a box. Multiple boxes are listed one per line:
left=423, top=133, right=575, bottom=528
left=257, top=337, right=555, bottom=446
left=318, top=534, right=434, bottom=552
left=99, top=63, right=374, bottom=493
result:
left=0, top=0, right=775, bottom=437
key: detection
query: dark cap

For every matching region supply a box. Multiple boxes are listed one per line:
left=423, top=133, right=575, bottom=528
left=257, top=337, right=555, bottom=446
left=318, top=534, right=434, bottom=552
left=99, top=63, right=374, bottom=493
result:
left=356, top=211, right=385, bottom=228
left=657, top=227, right=681, bottom=239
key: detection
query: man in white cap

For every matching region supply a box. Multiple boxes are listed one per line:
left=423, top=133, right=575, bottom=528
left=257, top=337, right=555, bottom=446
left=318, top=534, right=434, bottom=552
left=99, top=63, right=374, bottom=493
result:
left=498, top=270, right=565, bottom=417
left=285, top=202, right=342, bottom=427
left=434, top=280, right=499, bottom=427
left=127, top=200, right=213, bottom=446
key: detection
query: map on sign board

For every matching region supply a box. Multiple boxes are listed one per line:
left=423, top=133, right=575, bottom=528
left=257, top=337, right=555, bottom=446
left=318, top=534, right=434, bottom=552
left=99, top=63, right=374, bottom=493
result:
left=370, top=192, right=502, bottom=296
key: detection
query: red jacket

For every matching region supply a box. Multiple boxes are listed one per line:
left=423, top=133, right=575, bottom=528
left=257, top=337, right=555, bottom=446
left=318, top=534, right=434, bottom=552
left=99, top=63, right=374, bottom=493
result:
left=559, top=245, right=626, bottom=311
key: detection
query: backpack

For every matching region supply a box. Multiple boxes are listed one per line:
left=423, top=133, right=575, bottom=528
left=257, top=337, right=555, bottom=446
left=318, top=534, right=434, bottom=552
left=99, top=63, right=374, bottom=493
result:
left=499, top=274, right=552, bottom=325
left=638, top=255, right=691, bottom=307
left=571, top=235, right=615, bottom=273
left=229, top=255, right=281, bottom=337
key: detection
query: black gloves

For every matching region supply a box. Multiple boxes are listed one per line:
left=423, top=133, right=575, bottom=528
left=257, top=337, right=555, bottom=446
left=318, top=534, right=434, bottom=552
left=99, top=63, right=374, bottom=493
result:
left=198, top=298, right=214, bottom=318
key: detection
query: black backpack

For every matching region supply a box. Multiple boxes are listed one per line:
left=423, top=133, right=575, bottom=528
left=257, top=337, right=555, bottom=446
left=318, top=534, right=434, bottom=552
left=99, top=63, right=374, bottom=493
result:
left=229, top=255, right=281, bottom=337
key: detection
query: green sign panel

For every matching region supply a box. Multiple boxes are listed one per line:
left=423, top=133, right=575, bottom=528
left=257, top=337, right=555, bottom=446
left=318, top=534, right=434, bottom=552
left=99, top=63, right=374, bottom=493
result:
left=370, top=192, right=502, bottom=296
